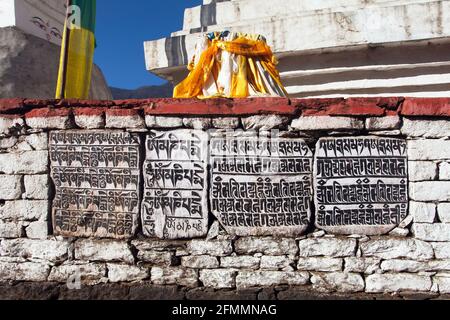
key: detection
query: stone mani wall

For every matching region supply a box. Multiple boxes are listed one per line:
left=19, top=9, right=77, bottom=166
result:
left=0, top=97, right=450, bottom=299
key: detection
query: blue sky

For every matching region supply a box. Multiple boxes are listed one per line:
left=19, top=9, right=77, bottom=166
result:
left=94, top=0, right=202, bottom=89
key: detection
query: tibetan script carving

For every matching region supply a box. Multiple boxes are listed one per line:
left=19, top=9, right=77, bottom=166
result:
left=210, top=133, right=313, bottom=236
left=314, top=137, right=409, bottom=235
left=49, top=130, right=141, bottom=239
left=142, top=130, right=208, bottom=239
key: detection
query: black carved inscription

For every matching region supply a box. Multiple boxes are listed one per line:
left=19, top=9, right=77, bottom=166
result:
left=49, top=131, right=140, bottom=238
left=210, top=136, right=313, bottom=234
left=142, top=130, right=208, bottom=239
left=315, top=137, right=408, bottom=229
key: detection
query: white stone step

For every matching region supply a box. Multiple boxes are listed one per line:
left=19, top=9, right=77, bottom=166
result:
left=145, top=1, right=450, bottom=71
left=183, top=0, right=437, bottom=31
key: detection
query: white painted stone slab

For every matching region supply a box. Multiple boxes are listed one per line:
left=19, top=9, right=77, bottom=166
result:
left=210, top=133, right=313, bottom=237
left=49, top=130, right=141, bottom=239
left=142, top=130, right=208, bottom=239
left=314, top=137, right=409, bottom=235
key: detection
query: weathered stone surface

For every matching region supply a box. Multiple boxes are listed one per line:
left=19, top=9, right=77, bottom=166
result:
left=145, top=116, right=183, bottom=128
left=151, top=267, right=198, bottom=287
left=0, top=200, right=48, bottom=220
left=50, top=130, right=141, bottom=239
left=408, top=140, right=450, bottom=160
left=220, top=256, right=260, bottom=270
left=291, top=116, right=364, bottom=131
left=438, top=203, right=450, bottom=223
left=260, top=256, right=295, bottom=270
left=432, top=242, right=450, bottom=259
left=366, top=274, right=432, bottom=293
left=366, top=116, right=400, bottom=130
left=0, top=136, right=18, bottom=149
left=24, top=133, right=48, bottom=150
left=142, top=130, right=208, bottom=239
left=298, top=238, right=357, bottom=257
left=0, top=262, right=50, bottom=282
left=311, top=272, right=365, bottom=293
left=136, top=250, right=175, bottom=266
left=182, top=118, right=212, bottom=130
left=212, top=117, right=240, bottom=129
left=24, top=175, right=49, bottom=200
left=74, top=114, right=105, bottom=129
left=236, top=271, right=309, bottom=289
left=380, top=259, right=426, bottom=272
left=48, top=263, right=107, bottom=285
left=199, top=269, right=237, bottom=289
left=435, top=274, right=450, bottom=294
left=107, top=264, right=149, bottom=282
left=440, top=162, right=450, bottom=180
left=413, top=224, right=450, bottom=242
left=210, top=134, right=313, bottom=237
left=0, top=221, right=23, bottom=238
left=344, top=257, right=380, bottom=274
left=187, top=240, right=233, bottom=257
left=0, top=151, right=48, bottom=174
left=235, top=237, right=298, bottom=256
left=401, top=119, right=450, bottom=138
left=297, top=257, right=343, bottom=272
left=0, top=239, right=69, bottom=263
left=388, top=227, right=409, bottom=237
left=105, top=110, right=145, bottom=129
left=410, top=202, right=436, bottom=223
left=410, top=182, right=450, bottom=201
left=242, top=115, right=289, bottom=131
left=0, top=116, right=24, bottom=134
left=181, top=256, right=219, bottom=269
left=0, top=175, right=22, bottom=200
left=408, top=161, right=437, bottom=182
left=206, top=220, right=221, bottom=240
left=131, top=239, right=186, bottom=251
left=74, top=240, right=134, bottom=264
left=314, top=137, right=408, bottom=235
left=360, top=238, right=433, bottom=261
left=25, top=221, right=49, bottom=240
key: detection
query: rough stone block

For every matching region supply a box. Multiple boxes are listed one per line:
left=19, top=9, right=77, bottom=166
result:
left=437, top=203, right=450, bottom=223
left=0, top=239, right=69, bottom=263
left=212, top=117, right=240, bottom=129
left=25, top=221, right=49, bottom=239
left=410, top=182, right=450, bottom=201
left=24, top=175, right=49, bottom=200
left=236, top=271, right=309, bottom=289
left=410, top=202, right=436, bottom=223
left=220, top=256, right=260, bottom=270
left=291, top=116, right=364, bottom=131
left=199, top=269, right=237, bottom=289
left=145, top=116, right=183, bottom=128
left=242, top=115, right=289, bottom=131
left=234, top=237, right=298, bottom=256
left=380, top=259, right=427, bottom=272
left=0, top=221, right=23, bottom=238
left=440, top=162, right=450, bottom=180
left=435, top=274, right=450, bottom=294
left=48, top=263, right=107, bottom=285
left=0, top=175, right=22, bottom=200
left=401, top=118, right=450, bottom=138
left=298, top=238, right=357, bottom=257
left=311, top=272, right=365, bottom=293
left=408, top=161, right=437, bottom=182
left=0, top=151, right=48, bottom=174
left=26, top=108, right=71, bottom=129
left=297, top=257, right=343, bottom=272
left=360, top=238, right=433, bottom=261
left=408, top=140, right=450, bottom=160
left=0, top=262, right=50, bottom=282
left=131, top=239, right=187, bottom=251
left=366, top=274, right=432, bottom=293
left=182, top=118, right=212, bottom=130
left=74, top=240, right=134, bottom=264
left=0, top=116, right=24, bottom=134
left=344, top=257, right=380, bottom=274
left=187, top=240, right=233, bottom=257
left=413, top=223, right=450, bottom=242
left=107, top=264, right=149, bottom=282
left=260, top=256, right=295, bottom=270
left=74, top=109, right=105, bottom=129
left=105, top=109, right=145, bottom=129
left=181, top=256, right=219, bottom=269
left=136, top=250, right=175, bottom=266
left=432, top=242, right=450, bottom=259
left=366, top=116, right=400, bottom=130
left=151, top=267, right=198, bottom=287
left=24, top=133, right=48, bottom=150
left=0, top=200, right=48, bottom=221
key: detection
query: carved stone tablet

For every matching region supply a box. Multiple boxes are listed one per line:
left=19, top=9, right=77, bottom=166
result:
left=142, top=130, right=208, bottom=239
left=314, top=137, right=409, bottom=235
left=49, top=131, right=141, bottom=239
left=210, top=133, right=313, bottom=237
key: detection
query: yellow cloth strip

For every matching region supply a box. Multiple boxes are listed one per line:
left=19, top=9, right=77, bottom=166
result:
left=56, top=24, right=95, bottom=99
